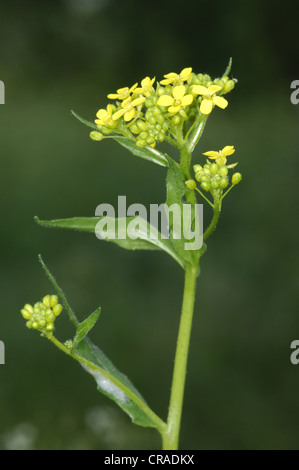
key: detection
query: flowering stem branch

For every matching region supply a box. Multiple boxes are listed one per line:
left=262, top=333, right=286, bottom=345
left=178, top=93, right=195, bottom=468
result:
left=162, top=263, right=198, bottom=450
left=203, top=200, right=221, bottom=241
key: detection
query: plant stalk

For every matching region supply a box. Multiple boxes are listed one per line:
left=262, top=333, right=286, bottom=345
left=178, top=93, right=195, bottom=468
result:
left=162, top=262, right=198, bottom=450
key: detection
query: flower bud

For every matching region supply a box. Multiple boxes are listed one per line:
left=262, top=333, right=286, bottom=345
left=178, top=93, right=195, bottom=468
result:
left=42, top=295, right=51, bottom=307
left=211, top=180, right=219, bottom=189
left=223, top=80, right=235, bottom=94
left=210, top=164, right=219, bottom=175
left=219, top=167, right=228, bottom=177
left=24, top=304, right=33, bottom=313
left=139, top=131, right=148, bottom=140
left=201, top=182, right=211, bottom=191
left=193, top=164, right=202, bottom=173
left=21, top=308, right=32, bottom=320
left=172, top=116, right=181, bottom=125
left=130, top=123, right=139, bottom=134
left=53, top=304, right=63, bottom=317
left=185, top=179, right=196, bottom=190
left=232, top=172, right=242, bottom=185
left=220, top=178, right=229, bottom=189
left=90, top=131, right=104, bottom=141
left=137, top=120, right=147, bottom=131
left=136, top=139, right=146, bottom=148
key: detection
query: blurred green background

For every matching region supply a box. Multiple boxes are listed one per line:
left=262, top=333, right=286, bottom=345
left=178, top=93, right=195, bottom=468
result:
left=0, top=0, right=298, bottom=450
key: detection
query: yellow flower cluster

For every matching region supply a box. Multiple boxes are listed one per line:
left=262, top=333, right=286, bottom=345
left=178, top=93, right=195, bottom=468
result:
left=91, top=67, right=236, bottom=148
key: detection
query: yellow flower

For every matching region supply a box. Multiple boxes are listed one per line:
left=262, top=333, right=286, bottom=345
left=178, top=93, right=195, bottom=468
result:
left=203, top=146, right=235, bottom=166
left=192, top=84, right=228, bottom=114
left=112, top=96, right=146, bottom=122
left=157, top=85, right=193, bottom=115
left=95, top=104, right=116, bottom=128
left=134, top=77, right=155, bottom=97
left=107, top=83, right=138, bottom=101
left=160, top=67, right=192, bottom=86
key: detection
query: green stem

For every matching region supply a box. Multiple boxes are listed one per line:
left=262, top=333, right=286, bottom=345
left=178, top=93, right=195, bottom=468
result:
left=195, top=187, right=214, bottom=208
left=180, top=145, right=192, bottom=180
left=203, top=200, right=221, bottom=241
left=162, top=263, right=198, bottom=450
left=180, top=146, right=197, bottom=206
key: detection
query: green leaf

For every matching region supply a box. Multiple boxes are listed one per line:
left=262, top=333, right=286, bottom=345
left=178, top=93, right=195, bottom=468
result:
left=38, top=254, right=79, bottom=327
left=165, top=157, right=186, bottom=210
left=71, top=110, right=168, bottom=167
left=35, top=216, right=185, bottom=268
left=113, top=137, right=168, bottom=167
left=187, top=114, right=209, bottom=154
left=74, top=307, right=101, bottom=345
left=71, top=110, right=98, bottom=130
left=75, top=338, right=162, bottom=428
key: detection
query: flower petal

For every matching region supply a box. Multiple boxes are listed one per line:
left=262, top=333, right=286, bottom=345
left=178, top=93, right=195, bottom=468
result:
left=160, top=78, right=172, bottom=85
left=129, top=83, right=138, bottom=93
left=124, top=109, right=136, bottom=121
left=107, top=93, right=119, bottom=99
left=207, top=85, right=222, bottom=94
left=180, top=67, right=192, bottom=80
left=213, top=96, right=228, bottom=109
left=96, top=109, right=107, bottom=119
left=173, top=85, right=185, bottom=100
left=200, top=99, right=213, bottom=114
left=131, top=97, right=146, bottom=107
left=112, top=109, right=125, bottom=121
left=168, top=105, right=181, bottom=114
left=221, top=145, right=235, bottom=157
left=202, top=151, right=219, bottom=158
left=163, top=72, right=177, bottom=79
left=181, top=94, right=193, bottom=106
left=157, top=95, right=174, bottom=107
left=117, top=87, right=129, bottom=94
left=192, top=85, right=209, bottom=96
left=121, top=97, right=131, bottom=108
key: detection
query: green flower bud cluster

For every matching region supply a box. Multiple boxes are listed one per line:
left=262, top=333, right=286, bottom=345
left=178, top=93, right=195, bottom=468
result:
left=194, top=162, right=229, bottom=194
left=193, top=162, right=242, bottom=198
left=212, top=76, right=236, bottom=95
left=20, top=295, right=63, bottom=333
left=188, top=74, right=235, bottom=96
left=130, top=106, right=169, bottom=148
left=189, top=73, right=212, bottom=87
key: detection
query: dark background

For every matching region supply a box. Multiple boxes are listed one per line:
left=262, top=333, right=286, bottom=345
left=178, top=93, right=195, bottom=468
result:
left=0, top=0, right=298, bottom=449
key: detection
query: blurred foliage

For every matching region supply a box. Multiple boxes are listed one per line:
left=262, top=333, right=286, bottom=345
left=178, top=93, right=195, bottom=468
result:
left=0, top=0, right=298, bottom=450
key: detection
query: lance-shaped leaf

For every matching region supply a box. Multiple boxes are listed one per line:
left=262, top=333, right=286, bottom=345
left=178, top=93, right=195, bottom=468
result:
left=113, top=137, right=168, bottom=167
left=35, top=216, right=185, bottom=268
left=71, top=110, right=168, bottom=167
left=74, top=338, right=164, bottom=429
left=74, top=307, right=101, bottom=345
